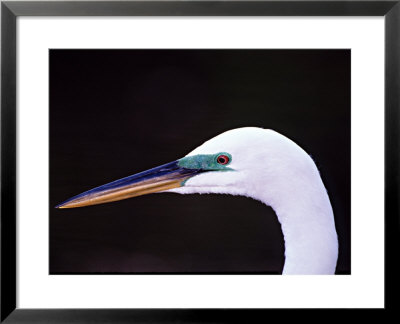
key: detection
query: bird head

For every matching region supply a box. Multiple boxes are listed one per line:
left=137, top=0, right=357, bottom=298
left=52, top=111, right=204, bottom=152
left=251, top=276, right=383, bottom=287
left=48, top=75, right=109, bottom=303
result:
left=56, top=127, right=313, bottom=209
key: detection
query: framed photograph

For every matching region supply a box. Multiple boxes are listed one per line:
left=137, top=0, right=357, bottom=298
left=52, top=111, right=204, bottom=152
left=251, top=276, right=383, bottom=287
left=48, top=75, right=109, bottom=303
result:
left=1, top=0, right=398, bottom=322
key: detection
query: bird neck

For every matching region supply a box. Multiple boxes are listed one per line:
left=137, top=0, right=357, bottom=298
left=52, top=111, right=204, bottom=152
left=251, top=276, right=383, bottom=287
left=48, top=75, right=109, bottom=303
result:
left=256, top=167, right=338, bottom=274
left=276, top=197, right=338, bottom=275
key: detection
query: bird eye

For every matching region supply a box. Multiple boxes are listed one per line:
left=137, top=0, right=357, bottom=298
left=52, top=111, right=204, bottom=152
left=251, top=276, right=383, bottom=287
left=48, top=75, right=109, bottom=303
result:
left=217, top=154, right=230, bottom=165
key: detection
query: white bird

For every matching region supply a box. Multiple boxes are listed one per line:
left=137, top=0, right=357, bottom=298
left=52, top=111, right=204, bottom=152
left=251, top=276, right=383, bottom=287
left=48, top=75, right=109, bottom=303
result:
left=57, top=127, right=339, bottom=275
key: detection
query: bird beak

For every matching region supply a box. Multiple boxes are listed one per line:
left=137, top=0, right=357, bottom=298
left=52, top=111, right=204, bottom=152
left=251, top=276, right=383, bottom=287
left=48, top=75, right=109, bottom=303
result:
left=55, top=160, right=202, bottom=209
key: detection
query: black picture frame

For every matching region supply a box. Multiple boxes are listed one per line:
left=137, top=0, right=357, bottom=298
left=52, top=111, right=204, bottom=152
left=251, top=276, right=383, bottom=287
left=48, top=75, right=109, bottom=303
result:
left=1, top=0, right=398, bottom=322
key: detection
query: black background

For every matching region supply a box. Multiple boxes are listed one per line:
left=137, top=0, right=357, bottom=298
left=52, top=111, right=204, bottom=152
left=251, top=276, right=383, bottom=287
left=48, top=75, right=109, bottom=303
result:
left=50, top=49, right=350, bottom=274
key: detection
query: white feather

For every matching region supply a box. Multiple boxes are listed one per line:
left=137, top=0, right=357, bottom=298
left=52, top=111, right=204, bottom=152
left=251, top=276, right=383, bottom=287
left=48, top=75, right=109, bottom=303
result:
left=168, top=127, right=338, bottom=275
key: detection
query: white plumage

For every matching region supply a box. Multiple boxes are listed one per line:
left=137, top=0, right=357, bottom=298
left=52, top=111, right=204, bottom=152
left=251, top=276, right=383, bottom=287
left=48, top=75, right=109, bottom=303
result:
left=168, top=127, right=338, bottom=274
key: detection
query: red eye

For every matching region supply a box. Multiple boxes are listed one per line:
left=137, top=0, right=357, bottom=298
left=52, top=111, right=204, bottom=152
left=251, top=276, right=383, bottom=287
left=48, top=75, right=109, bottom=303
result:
left=217, top=154, right=229, bottom=165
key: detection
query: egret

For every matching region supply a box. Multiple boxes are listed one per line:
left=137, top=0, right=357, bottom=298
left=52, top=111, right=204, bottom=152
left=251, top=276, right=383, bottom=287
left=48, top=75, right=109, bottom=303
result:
left=56, top=127, right=338, bottom=274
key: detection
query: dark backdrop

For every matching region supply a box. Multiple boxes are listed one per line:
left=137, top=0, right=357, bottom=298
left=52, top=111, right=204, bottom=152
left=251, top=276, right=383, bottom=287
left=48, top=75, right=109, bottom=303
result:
left=50, top=49, right=350, bottom=274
